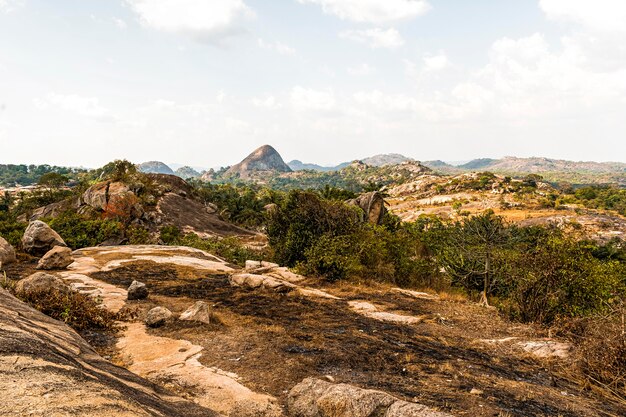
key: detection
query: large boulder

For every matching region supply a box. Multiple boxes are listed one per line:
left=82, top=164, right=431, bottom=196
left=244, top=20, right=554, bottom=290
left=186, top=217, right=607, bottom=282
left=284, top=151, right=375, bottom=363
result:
left=347, top=192, right=387, bottom=225
left=37, top=246, right=73, bottom=270
left=83, top=181, right=134, bottom=211
left=127, top=280, right=149, bottom=300
left=287, top=378, right=452, bottom=417
left=0, top=237, right=16, bottom=266
left=21, top=220, right=66, bottom=256
left=15, top=272, right=70, bottom=296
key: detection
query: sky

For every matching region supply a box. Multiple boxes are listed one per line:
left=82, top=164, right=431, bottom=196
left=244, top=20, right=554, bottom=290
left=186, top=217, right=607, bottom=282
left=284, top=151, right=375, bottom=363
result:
left=0, top=0, right=625, bottom=168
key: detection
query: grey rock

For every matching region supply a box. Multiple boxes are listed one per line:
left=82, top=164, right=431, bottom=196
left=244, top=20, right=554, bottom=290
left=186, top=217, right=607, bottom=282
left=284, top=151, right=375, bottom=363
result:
left=179, top=301, right=211, bottom=324
left=127, top=280, right=148, bottom=300
left=145, top=306, right=172, bottom=327
left=37, top=246, right=73, bottom=270
left=21, top=220, right=66, bottom=256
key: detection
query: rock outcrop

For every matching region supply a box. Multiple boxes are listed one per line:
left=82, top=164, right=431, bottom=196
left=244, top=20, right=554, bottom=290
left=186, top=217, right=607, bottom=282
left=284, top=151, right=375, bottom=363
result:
left=0, top=287, right=216, bottom=417
left=225, top=145, right=292, bottom=178
left=15, top=272, right=70, bottom=296
left=36, top=246, right=73, bottom=270
left=0, top=236, right=16, bottom=266
left=287, top=378, right=452, bottom=417
left=179, top=301, right=212, bottom=324
left=347, top=192, right=387, bottom=225
left=83, top=181, right=134, bottom=211
left=138, top=161, right=175, bottom=175
left=21, top=220, right=66, bottom=256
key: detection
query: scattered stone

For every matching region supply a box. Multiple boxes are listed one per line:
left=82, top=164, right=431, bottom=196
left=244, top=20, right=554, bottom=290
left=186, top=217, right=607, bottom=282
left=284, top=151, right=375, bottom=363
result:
left=180, top=301, right=211, bottom=324
left=245, top=260, right=280, bottom=270
left=145, top=306, right=173, bottom=328
left=392, top=288, right=439, bottom=301
left=21, top=220, right=66, bottom=256
left=348, top=301, right=427, bottom=325
left=37, top=246, right=73, bottom=270
left=469, top=388, right=483, bottom=395
left=15, top=272, right=70, bottom=296
left=0, top=237, right=16, bottom=266
left=127, top=280, right=148, bottom=300
left=518, top=340, right=571, bottom=359
left=287, top=378, right=452, bottom=417
left=323, top=375, right=336, bottom=383
left=230, top=273, right=296, bottom=293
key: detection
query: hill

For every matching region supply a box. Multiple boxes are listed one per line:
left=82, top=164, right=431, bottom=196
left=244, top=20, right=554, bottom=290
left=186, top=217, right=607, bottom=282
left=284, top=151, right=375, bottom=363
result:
left=138, top=161, right=175, bottom=175
left=175, top=166, right=201, bottom=179
left=225, top=145, right=292, bottom=178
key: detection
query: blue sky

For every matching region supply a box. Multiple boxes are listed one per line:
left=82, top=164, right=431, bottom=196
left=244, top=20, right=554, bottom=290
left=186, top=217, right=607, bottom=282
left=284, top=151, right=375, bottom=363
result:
left=1, top=0, right=625, bottom=168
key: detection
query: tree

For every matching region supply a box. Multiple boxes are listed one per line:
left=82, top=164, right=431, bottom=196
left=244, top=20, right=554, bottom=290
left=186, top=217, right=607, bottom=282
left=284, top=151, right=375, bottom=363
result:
left=38, top=172, right=69, bottom=199
left=440, top=210, right=512, bottom=306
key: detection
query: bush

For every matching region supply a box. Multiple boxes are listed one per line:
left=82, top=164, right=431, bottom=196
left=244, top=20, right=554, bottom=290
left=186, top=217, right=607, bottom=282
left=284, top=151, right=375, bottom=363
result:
left=0, top=211, right=26, bottom=247
left=46, top=211, right=123, bottom=249
left=18, top=288, right=117, bottom=332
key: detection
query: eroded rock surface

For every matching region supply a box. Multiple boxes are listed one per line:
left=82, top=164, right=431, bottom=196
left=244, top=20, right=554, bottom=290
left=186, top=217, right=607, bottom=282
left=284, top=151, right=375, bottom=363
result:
left=15, top=272, right=70, bottom=296
left=0, top=236, right=16, bottom=266
left=0, top=288, right=217, bottom=417
left=287, top=378, right=452, bottom=417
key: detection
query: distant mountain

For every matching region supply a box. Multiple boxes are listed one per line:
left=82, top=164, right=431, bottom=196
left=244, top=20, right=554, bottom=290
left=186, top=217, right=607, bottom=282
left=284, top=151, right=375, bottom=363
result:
left=225, top=145, right=292, bottom=178
left=138, top=161, right=174, bottom=175
left=175, top=166, right=201, bottom=179
left=481, top=157, right=626, bottom=174
left=458, top=158, right=497, bottom=170
left=169, top=163, right=207, bottom=172
left=423, top=160, right=455, bottom=168
left=361, top=153, right=414, bottom=166
left=288, top=160, right=349, bottom=172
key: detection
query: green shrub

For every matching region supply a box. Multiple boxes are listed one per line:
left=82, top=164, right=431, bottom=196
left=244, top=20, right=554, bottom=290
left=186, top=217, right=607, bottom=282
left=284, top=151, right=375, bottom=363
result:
left=46, top=211, right=123, bottom=249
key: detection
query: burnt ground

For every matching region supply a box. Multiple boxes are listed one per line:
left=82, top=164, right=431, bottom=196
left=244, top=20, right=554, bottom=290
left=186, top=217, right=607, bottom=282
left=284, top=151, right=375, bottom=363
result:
left=80, top=261, right=626, bottom=417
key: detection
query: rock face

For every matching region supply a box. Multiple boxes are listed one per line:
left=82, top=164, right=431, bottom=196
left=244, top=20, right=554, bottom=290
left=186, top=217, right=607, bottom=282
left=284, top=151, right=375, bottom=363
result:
left=127, top=280, right=149, bottom=300
left=15, top=272, right=70, bottom=296
left=347, top=192, right=388, bottom=225
left=0, top=236, right=16, bottom=266
left=21, top=220, right=66, bottom=256
left=0, top=287, right=216, bottom=417
left=179, top=301, right=212, bottom=324
left=37, top=246, right=73, bottom=270
left=145, top=306, right=173, bottom=328
left=83, top=181, right=134, bottom=211
left=287, top=378, right=452, bottom=417
left=225, top=145, right=292, bottom=178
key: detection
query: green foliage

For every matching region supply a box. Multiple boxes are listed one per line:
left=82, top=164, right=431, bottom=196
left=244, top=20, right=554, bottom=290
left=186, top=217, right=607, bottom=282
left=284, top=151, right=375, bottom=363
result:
left=97, top=159, right=138, bottom=182
left=0, top=211, right=26, bottom=247
left=0, top=164, right=86, bottom=187
left=46, top=212, right=123, bottom=249
left=17, top=289, right=117, bottom=331
left=566, top=185, right=626, bottom=216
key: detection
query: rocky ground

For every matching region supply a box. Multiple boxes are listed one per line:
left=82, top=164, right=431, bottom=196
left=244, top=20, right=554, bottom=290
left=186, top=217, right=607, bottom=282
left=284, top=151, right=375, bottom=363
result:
left=4, top=245, right=625, bottom=417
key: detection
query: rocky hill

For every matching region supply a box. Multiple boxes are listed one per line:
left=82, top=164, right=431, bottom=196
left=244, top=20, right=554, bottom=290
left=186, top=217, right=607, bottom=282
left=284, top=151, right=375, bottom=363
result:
left=138, top=161, right=175, bottom=175
left=288, top=154, right=414, bottom=172
left=175, top=166, right=201, bottom=179
left=225, top=145, right=292, bottom=179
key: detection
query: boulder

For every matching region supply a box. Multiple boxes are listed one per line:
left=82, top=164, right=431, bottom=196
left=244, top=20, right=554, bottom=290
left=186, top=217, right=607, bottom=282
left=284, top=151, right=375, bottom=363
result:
left=37, top=246, right=73, bottom=270
left=21, top=220, right=66, bottom=256
left=83, top=181, right=133, bottom=211
left=145, top=306, right=173, bottom=328
left=127, top=280, right=148, bottom=300
left=0, top=237, right=16, bottom=266
left=245, top=260, right=280, bottom=270
left=15, top=272, right=70, bottom=296
left=287, top=378, right=452, bottom=417
left=179, top=301, right=211, bottom=324
left=346, top=192, right=387, bottom=225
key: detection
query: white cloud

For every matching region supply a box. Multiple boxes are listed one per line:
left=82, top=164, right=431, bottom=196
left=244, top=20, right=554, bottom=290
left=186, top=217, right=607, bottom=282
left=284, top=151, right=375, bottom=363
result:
left=251, top=95, right=279, bottom=108
left=257, top=38, right=296, bottom=56
left=34, top=93, right=112, bottom=120
left=423, top=52, right=449, bottom=72
left=291, top=86, right=336, bottom=112
left=113, top=17, right=128, bottom=29
left=0, top=0, right=22, bottom=13
left=124, top=0, right=254, bottom=43
left=339, top=28, right=404, bottom=49
left=539, top=0, right=626, bottom=33
left=297, top=0, right=430, bottom=24
left=347, top=63, right=375, bottom=76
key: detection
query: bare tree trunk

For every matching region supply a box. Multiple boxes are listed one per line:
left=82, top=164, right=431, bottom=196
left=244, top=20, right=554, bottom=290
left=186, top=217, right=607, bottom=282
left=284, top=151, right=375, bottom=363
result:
left=479, top=254, right=490, bottom=307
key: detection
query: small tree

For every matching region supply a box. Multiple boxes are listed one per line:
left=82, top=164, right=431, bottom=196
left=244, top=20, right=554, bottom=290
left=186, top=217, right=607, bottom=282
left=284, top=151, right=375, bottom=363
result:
left=38, top=172, right=68, bottom=199
left=440, top=210, right=512, bottom=306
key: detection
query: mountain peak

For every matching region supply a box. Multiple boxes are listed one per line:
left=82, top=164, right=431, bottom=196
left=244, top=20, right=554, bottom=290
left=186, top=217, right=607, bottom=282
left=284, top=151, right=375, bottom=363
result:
left=225, top=145, right=292, bottom=178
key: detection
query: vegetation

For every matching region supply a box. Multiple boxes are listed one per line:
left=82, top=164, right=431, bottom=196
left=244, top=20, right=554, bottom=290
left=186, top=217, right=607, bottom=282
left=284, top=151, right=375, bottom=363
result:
left=0, top=164, right=87, bottom=187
